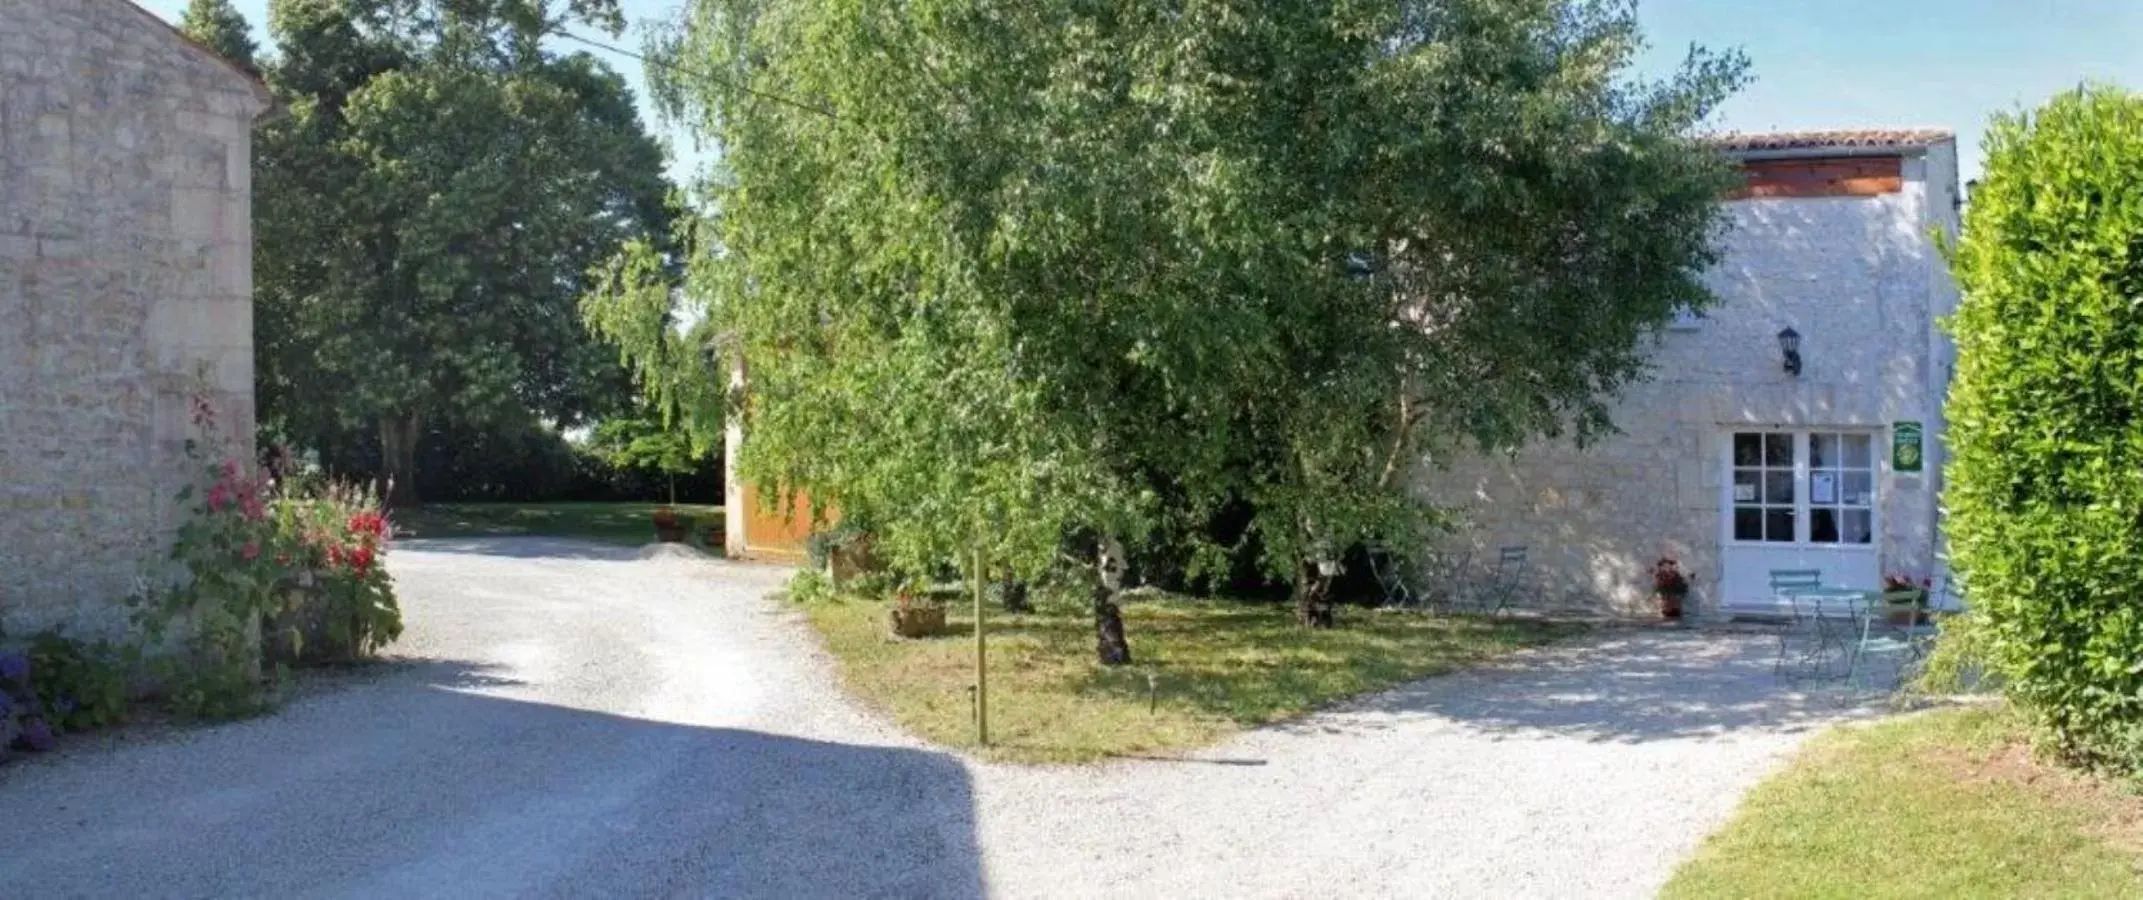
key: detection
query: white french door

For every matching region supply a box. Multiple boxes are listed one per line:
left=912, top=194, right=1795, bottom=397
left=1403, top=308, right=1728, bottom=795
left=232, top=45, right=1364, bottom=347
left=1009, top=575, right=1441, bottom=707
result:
left=1719, top=430, right=1881, bottom=611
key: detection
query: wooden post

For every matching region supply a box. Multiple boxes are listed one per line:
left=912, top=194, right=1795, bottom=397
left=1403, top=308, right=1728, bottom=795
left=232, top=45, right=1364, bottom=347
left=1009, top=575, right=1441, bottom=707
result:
left=972, top=546, right=988, bottom=745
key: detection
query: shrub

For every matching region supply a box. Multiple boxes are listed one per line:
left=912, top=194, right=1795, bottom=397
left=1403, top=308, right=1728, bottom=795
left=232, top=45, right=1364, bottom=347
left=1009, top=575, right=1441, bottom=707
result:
left=27, top=632, right=130, bottom=732
left=263, top=481, right=403, bottom=666
left=0, top=629, right=127, bottom=761
left=136, top=397, right=405, bottom=719
left=1943, top=85, right=2143, bottom=771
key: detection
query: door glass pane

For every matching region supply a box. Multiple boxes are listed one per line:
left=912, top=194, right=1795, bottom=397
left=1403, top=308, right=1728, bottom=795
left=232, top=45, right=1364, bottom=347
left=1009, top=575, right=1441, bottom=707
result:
left=1763, top=471, right=1795, bottom=504
left=1765, top=508, right=1796, bottom=542
left=1843, top=434, right=1874, bottom=468
left=1732, top=471, right=1759, bottom=503
left=1843, top=472, right=1873, bottom=506
left=1810, top=508, right=1839, bottom=543
left=1734, top=434, right=1762, bottom=466
left=1764, top=433, right=1793, bottom=466
left=1843, top=509, right=1873, bottom=544
left=1810, top=433, right=1839, bottom=468
left=1734, top=507, right=1763, bottom=541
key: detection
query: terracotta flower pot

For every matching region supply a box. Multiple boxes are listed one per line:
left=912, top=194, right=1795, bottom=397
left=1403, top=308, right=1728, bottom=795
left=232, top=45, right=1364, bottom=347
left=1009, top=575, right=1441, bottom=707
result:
left=1657, top=592, right=1686, bottom=620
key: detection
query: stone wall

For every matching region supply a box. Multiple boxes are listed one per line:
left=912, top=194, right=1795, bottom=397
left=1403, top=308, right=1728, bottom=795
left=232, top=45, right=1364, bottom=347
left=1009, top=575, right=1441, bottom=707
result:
left=0, top=0, right=269, bottom=640
left=1414, top=143, right=1961, bottom=618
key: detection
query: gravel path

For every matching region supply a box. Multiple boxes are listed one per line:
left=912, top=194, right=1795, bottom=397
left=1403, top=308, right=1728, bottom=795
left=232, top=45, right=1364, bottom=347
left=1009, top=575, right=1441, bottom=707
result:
left=0, top=537, right=1878, bottom=898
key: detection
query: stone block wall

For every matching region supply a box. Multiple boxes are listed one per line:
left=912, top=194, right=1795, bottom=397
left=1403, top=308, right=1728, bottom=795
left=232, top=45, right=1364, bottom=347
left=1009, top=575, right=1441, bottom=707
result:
left=1414, top=142, right=1962, bottom=618
left=0, top=0, right=269, bottom=640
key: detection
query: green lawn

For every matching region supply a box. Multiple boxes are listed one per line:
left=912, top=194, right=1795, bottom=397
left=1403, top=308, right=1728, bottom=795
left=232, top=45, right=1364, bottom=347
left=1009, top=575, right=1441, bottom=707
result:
left=1663, top=705, right=2143, bottom=899
left=792, top=587, right=1580, bottom=763
left=392, top=502, right=724, bottom=546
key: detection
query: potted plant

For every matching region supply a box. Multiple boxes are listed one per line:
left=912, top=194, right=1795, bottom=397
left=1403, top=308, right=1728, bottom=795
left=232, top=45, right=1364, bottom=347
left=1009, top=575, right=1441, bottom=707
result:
left=887, top=584, right=947, bottom=638
left=651, top=506, right=689, bottom=543
left=807, top=523, right=874, bottom=586
left=1653, top=557, right=1692, bottom=621
left=1881, top=574, right=1932, bottom=625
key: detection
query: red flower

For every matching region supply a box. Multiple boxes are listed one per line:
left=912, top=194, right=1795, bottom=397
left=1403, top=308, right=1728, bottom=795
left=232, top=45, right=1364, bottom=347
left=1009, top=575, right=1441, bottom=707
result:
left=241, top=541, right=260, bottom=561
left=348, top=544, right=376, bottom=575
left=326, top=545, right=345, bottom=567
left=207, top=482, right=230, bottom=511
left=347, top=511, right=389, bottom=540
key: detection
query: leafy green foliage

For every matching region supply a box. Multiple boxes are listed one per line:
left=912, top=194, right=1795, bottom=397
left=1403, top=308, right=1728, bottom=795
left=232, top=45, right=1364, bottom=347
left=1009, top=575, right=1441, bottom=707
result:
left=1941, top=85, right=2143, bottom=772
left=133, top=398, right=404, bottom=719
left=26, top=632, right=132, bottom=734
left=587, top=412, right=710, bottom=505
left=638, top=0, right=1741, bottom=627
left=177, top=0, right=259, bottom=75
left=263, top=484, right=402, bottom=665
left=252, top=0, right=675, bottom=503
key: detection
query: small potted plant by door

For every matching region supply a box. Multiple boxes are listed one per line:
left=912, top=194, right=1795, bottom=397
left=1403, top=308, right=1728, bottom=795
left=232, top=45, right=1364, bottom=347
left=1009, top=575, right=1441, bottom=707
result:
left=651, top=506, right=689, bottom=543
left=887, top=585, right=947, bottom=638
left=1654, top=557, right=1692, bottom=621
left=1881, top=574, right=1932, bottom=625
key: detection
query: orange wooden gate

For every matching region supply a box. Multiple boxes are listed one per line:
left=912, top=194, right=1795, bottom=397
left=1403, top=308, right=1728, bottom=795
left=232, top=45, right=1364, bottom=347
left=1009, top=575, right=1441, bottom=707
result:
left=734, top=479, right=820, bottom=562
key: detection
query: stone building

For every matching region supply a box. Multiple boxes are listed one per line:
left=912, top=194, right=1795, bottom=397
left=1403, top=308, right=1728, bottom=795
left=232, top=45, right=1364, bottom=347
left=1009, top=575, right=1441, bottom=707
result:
left=1419, top=129, right=1962, bottom=618
left=0, top=0, right=273, bottom=638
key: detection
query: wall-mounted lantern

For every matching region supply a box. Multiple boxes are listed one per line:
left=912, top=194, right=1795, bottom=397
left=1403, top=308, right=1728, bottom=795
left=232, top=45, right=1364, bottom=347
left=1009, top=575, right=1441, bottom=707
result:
left=1778, top=327, right=1803, bottom=377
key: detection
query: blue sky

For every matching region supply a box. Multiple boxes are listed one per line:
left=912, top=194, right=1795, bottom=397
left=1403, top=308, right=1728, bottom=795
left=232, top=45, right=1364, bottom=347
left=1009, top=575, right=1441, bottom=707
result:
left=147, top=0, right=2143, bottom=182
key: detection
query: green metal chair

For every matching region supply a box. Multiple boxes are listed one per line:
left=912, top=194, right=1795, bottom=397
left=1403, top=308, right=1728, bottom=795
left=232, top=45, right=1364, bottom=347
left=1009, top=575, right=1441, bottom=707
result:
left=1475, top=546, right=1529, bottom=615
left=1769, top=569, right=1826, bottom=678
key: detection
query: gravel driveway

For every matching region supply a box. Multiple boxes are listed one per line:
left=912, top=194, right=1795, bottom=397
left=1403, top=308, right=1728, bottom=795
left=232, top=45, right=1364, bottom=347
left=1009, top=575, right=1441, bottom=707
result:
left=0, top=537, right=1875, bottom=898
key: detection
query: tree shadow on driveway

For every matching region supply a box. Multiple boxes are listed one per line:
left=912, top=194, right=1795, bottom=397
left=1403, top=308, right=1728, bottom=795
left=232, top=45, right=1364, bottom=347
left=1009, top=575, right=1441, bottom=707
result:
left=1279, top=628, right=1887, bottom=744
left=0, top=659, right=982, bottom=898
left=394, top=536, right=654, bottom=561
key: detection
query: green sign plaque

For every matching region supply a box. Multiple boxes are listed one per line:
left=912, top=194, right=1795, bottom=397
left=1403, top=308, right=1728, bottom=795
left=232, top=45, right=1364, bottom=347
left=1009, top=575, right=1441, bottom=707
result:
left=1893, top=421, right=1924, bottom=473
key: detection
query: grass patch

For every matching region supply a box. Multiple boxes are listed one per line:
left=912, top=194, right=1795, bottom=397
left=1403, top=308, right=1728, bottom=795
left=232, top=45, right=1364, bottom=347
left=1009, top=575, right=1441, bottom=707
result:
left=795, top=588, right=1580, bottom=763
left=1663, top=704, right=2143, bottom=899
left=393, top=502, right=724, bottom=546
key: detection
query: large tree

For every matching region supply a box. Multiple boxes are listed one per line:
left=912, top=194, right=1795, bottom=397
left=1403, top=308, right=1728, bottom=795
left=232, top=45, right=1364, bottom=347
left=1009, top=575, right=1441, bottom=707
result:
left=252, top=0, right=673, bottom=504
left=177, top=0, right=259, bottom=75
left=621, top=0, right=1742, bottom=656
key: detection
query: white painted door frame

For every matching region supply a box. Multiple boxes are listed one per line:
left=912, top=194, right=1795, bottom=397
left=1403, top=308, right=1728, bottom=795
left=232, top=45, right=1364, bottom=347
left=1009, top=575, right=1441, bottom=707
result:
left=1717, top=428, right=1883, bottom=612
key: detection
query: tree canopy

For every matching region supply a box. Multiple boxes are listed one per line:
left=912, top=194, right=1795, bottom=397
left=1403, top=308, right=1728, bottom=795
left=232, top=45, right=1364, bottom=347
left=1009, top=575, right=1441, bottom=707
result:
left=618, top=0, right=1743, bottom=647
left=178, top=0, right=260, bottom=75
left=251, top=0, right=675, bottom=503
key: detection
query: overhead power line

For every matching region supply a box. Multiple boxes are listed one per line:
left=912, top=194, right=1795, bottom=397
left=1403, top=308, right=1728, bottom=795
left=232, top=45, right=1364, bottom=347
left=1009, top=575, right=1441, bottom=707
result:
left=554, top=30, right=839, bottom=121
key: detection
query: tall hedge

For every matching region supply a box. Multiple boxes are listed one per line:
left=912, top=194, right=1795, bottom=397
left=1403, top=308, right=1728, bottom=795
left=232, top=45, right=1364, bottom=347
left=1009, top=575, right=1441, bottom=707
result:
left=1945, top=85, right=2143, bottom=771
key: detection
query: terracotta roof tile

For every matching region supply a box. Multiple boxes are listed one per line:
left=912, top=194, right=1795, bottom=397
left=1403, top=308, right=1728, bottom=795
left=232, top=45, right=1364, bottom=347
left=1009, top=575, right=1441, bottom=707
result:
left=1703, top=129, right=1954, bottom=153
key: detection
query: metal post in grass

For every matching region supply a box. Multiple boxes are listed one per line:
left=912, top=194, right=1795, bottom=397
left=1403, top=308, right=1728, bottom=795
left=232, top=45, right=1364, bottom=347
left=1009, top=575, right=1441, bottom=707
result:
left=972, top=545, right=988, bottom=746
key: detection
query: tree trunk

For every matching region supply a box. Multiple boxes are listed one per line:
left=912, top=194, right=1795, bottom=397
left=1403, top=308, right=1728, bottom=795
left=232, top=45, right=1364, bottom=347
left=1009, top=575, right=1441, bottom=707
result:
left=377, top=412, right=421, bottom=507
left=1295, top=561, right=1336, bottom=628
left=1093, top=534, right=1133, bottom=666
left=998, top=569, right=1032, bottom=613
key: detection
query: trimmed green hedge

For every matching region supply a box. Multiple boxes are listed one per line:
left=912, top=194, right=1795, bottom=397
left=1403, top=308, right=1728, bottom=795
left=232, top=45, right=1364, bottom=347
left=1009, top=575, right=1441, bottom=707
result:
left=1944, top=85, right=2143, bottom=771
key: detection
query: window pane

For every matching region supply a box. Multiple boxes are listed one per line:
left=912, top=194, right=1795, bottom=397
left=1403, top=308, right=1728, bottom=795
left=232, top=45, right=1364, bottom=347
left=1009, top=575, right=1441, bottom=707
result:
left=1843, top=509, right=1874, bottom=544
left=1766, top=508, right=1796, bottom=542
left=1734, top=434, right=1762, bottom=467
left=1810, top=508, right=1839, bottom=543
left=1844, top=472, right=1873, bottom=506
left=1734, top=507, right=1763, bottom=541
left=1843, top=434, right=1874, bottom=468
left=1764, top=433, right=1793, bottom=466
left=1764, top=471, right=1796, bottom=504
left=1732, top=471, right=1760, bottom=503
left=1810, top=433, right=1839, bottom=468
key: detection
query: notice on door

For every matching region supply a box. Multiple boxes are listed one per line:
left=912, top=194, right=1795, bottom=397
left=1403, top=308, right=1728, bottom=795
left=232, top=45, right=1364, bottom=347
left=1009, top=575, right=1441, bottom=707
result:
left=1893, top=421, right=1924, bottom=473
left=1812, top=472, right=1836, bottom=503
